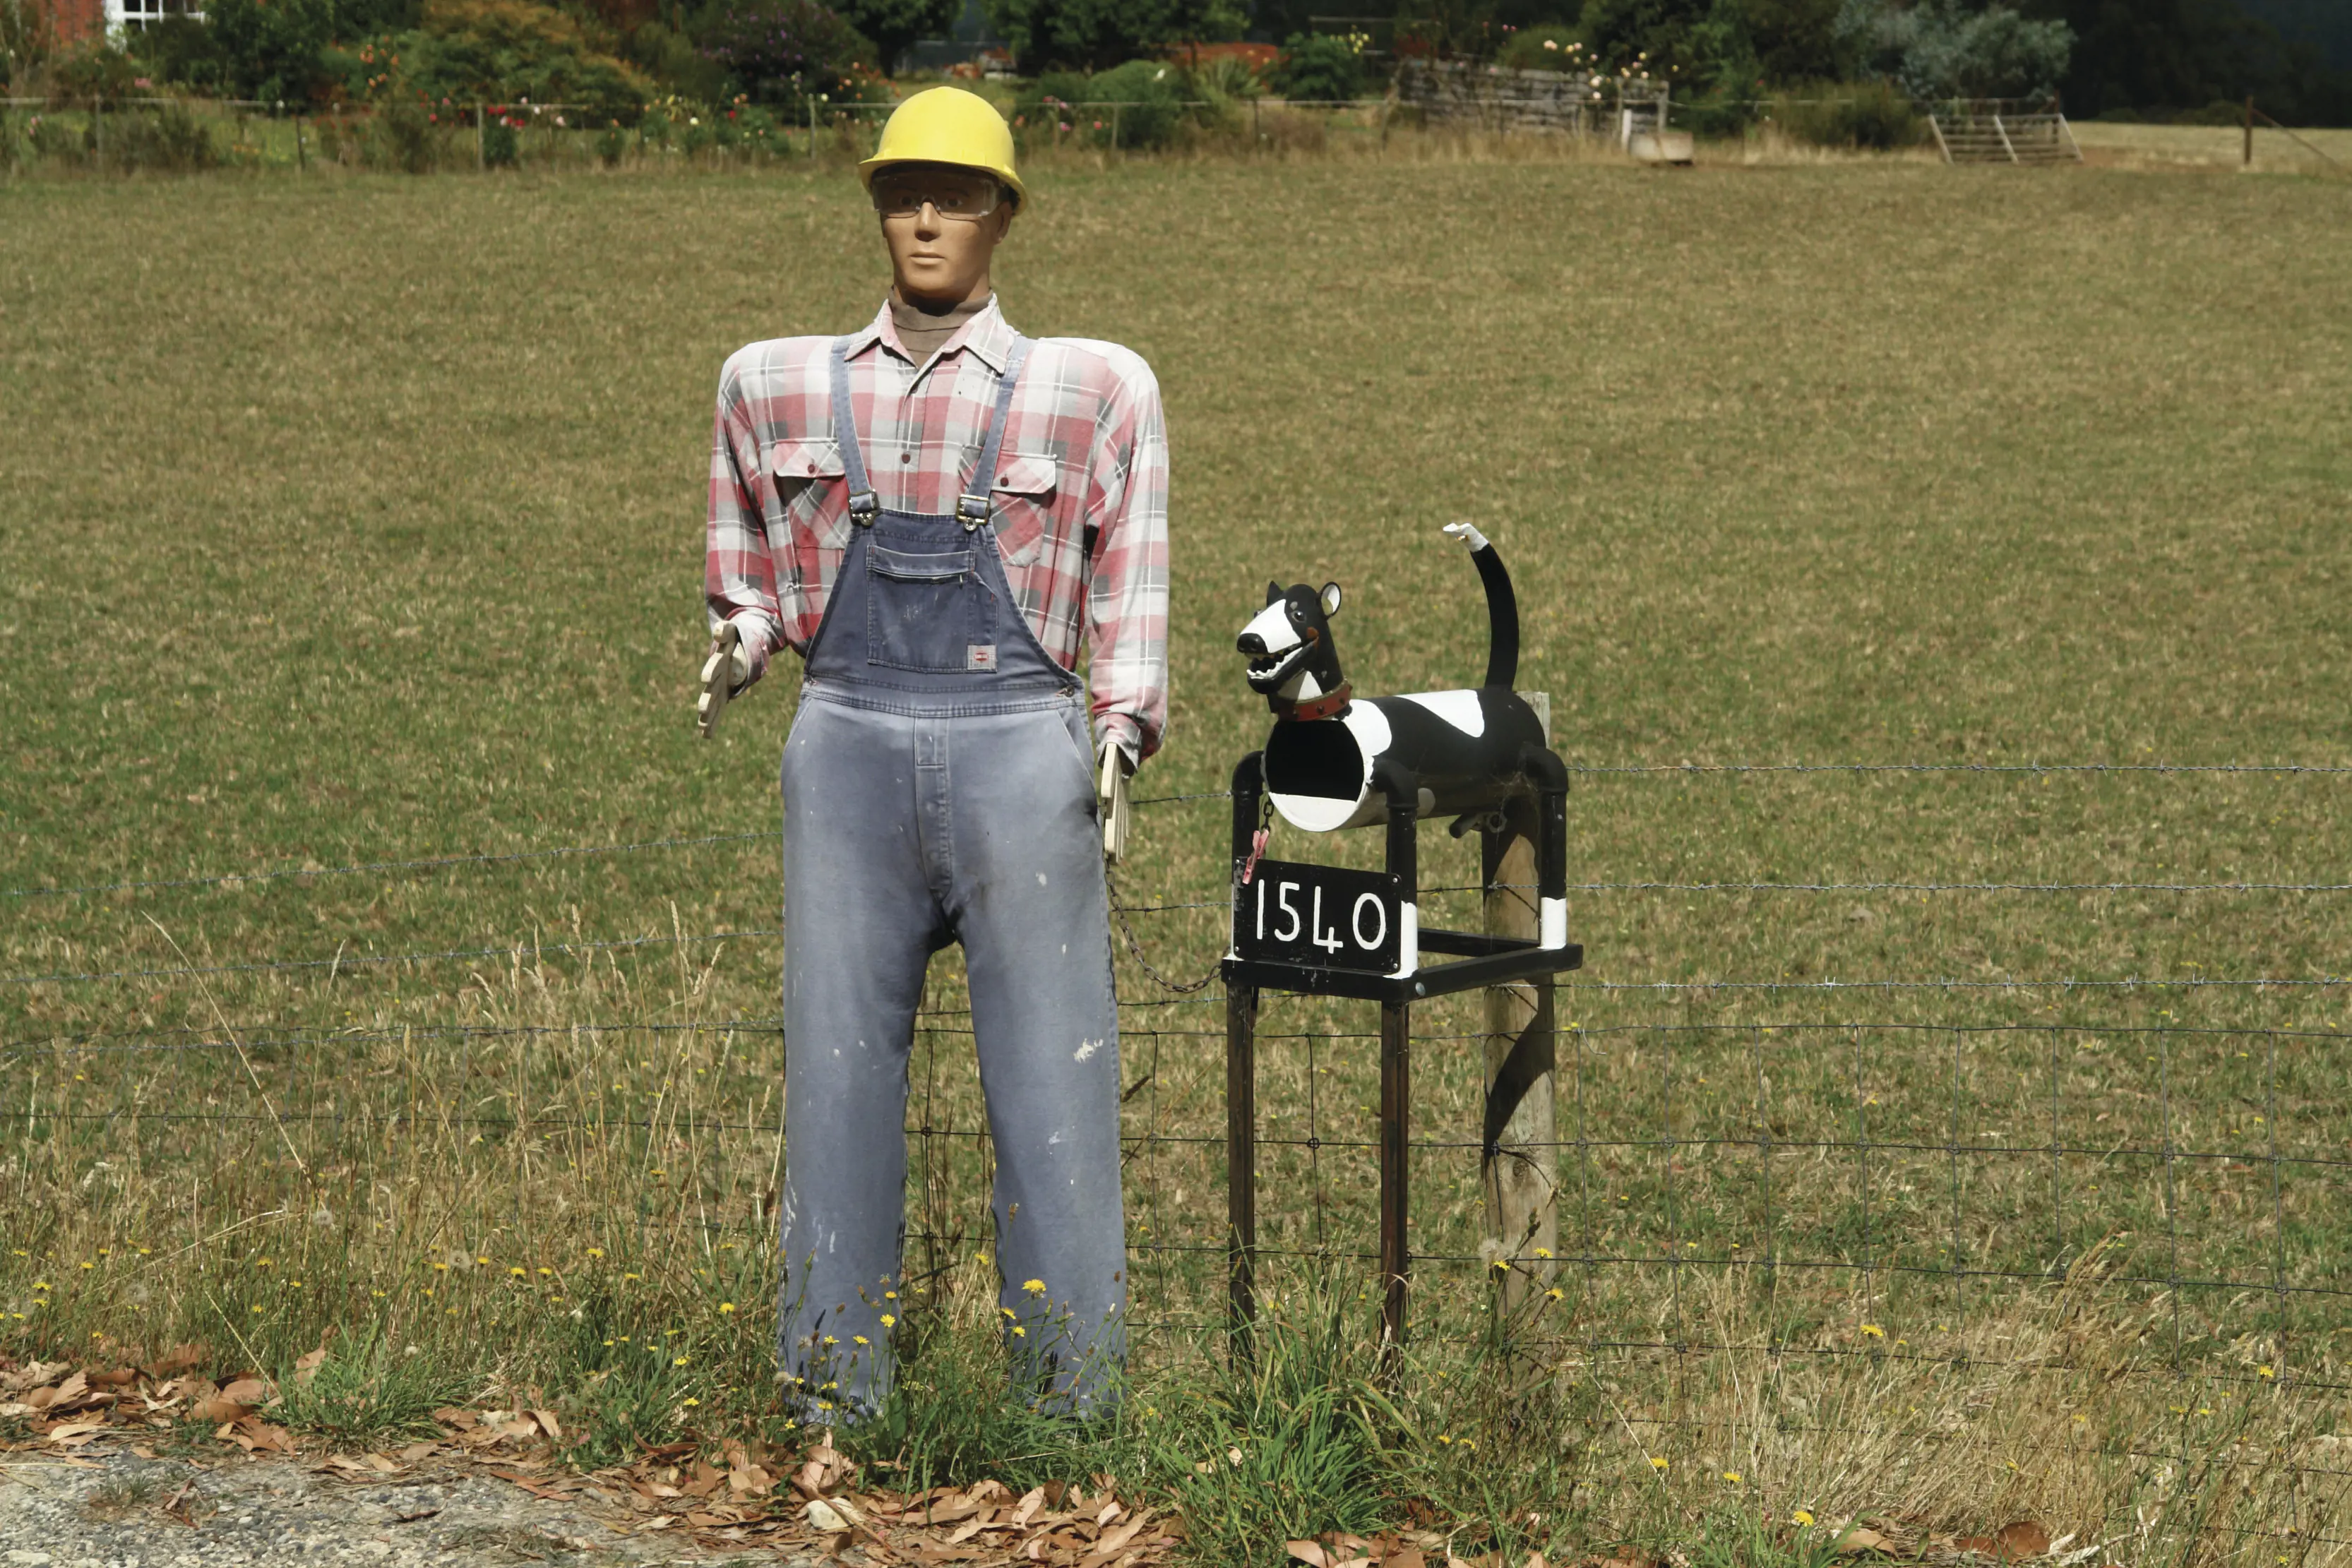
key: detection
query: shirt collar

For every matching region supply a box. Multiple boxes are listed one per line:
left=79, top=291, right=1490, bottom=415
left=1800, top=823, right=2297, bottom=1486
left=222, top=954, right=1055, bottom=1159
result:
left=849, top=294, right=1016, bottom=374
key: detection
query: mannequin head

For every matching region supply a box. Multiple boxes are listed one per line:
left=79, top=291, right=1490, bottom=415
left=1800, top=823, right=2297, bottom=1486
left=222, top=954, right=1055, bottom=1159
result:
left=876, top=161, right=1017, bottom=311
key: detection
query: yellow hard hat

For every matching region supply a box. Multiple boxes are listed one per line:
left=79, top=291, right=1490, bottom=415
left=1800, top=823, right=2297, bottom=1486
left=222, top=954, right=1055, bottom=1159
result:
left=859, top=85, right=1027, bottom=207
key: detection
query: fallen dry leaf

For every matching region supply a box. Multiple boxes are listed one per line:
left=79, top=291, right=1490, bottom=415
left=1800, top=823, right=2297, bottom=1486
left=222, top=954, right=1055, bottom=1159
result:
left=1995, top=1522, right=2050, bottom=1560
left=1836, top=1527, right=1895, bottom=1556
left=806, top=1497, right=859, bottom=1532
left=294, top=1348, right=328, bottom=1386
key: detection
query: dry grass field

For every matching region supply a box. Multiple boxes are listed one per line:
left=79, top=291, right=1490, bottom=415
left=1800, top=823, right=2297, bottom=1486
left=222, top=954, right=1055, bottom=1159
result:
left=4, top=148, right=2351, bottom=1562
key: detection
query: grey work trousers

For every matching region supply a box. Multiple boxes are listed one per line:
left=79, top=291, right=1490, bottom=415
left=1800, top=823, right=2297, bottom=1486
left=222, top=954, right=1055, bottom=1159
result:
left=777, top=686, right=1128, bottom=1420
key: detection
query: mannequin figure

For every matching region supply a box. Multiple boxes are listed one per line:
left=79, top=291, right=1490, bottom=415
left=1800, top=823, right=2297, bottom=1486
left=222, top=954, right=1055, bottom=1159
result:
left=698, top=87, right=1168, bottom=1422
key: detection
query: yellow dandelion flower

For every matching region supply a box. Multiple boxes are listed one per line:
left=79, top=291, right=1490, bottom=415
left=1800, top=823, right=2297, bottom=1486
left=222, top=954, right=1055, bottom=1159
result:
left=1649, top=1456, right=1667, bottom=1471
left=2259, top=1365, right=2276, bottom=1379
left=623, top=1272, right=641, bottom=1282
left=879, top=1314, right=896, bottom=1327
left=681, top=1396, right=699, bottom=1406
left=510, top=1267, right=527, bottom=1277
left=1723, top=1471, right=1741, bottom=1483
left=672, top=1355, right=689, bottom=1367
left=1861, top=1324, right=1885, bottom=1339
left=1438, top=1434, right=1453, bottom=1445
left=1022, top=1278, right=1046, bottom=1294
left=476, top=1256, right=490, bottom=1265
left=537, top=1267, right=553, bottom=1277
left=586, top=1247, right=604, bottom=1259
left=1546, top=1288, right=1564, bottom=1300
left=1793, top=1510, right=1815, bottom=1528
left=1011, top=1326, right=1026, bottom=1338
left=719, top=1301, right=736, bottom=1314
left=823, top=1334, right=838, bottom=1346
left=852, top=1335, right=869, bottom=1346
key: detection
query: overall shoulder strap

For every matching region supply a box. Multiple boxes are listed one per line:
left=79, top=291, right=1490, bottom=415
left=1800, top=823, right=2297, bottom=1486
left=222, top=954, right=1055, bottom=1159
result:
left=957, top=335, right=1033, bottom=531
left=828, top=337, right=879, bottom=522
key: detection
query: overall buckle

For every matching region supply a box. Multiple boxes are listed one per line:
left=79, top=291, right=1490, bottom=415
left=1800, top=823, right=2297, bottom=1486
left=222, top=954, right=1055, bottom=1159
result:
left=956, top=493, right=990, bottom=532
left=848, top=490, right=879, bottom=524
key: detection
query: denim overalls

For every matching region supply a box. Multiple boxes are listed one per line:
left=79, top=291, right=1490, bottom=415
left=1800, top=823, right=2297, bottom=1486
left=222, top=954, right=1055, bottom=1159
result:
left=776, top=335, right=1127, bottom=1421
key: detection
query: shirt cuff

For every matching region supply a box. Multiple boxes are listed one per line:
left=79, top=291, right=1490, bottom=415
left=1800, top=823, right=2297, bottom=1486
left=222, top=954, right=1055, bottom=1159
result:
left=1094, top=714, right=1142, bottom=772
left=710, top=606, right=782, bottom=683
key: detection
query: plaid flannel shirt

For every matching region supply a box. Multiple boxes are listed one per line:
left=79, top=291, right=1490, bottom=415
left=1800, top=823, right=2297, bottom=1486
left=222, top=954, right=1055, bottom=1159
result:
left=705, top=298, right=1170, bottom=764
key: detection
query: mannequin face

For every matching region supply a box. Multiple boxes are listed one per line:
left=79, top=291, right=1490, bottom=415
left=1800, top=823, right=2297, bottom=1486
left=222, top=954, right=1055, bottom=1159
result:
left=876, top=162, right=1015, bottom=310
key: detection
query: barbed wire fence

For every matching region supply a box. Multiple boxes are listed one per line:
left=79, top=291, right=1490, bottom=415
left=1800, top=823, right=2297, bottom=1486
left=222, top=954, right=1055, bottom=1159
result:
left=4, top=758, right=2348, bottom=1555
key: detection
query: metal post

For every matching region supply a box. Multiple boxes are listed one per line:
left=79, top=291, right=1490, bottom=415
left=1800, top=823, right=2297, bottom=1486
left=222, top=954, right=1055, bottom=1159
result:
left=92, top=97, right=101, bottom=165
left=1480, top=693, right=1557, bottom=1352
left=291, top=106, right=306, bottom=174
left=476, top=100, right=484, bottom=171
left=1226, top=982, right=1258, bottom=1339
left=2244, top=96, right=2255, bottom=166
left=1111, top=102, right=1120, bottom=150
left=807, top=96, right=816, bottom=159
left=1226, top=752, right=1266, bottom=1348
left=1379, top=997, right=1411, bottom=1361
left=1375, top=761, right=1419, bottom=1363
left=1251, top=95, right=1260, bottom=146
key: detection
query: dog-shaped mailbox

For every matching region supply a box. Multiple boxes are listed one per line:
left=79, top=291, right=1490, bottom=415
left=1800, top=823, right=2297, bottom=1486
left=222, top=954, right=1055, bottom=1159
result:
left=1236, top=522, right=1566, bottom=950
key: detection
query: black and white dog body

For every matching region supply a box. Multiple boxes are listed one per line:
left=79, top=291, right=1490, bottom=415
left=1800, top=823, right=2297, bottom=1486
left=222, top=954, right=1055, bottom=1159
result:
left=1239, top=525, right=1556, bottom=933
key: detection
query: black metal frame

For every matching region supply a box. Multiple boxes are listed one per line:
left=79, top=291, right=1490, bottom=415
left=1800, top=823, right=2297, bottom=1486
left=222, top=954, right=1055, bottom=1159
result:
left=1222, top=748, right=1583, bottom=1353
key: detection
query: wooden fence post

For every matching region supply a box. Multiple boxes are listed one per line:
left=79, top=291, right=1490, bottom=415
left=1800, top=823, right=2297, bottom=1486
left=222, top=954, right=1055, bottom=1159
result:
left=1481, top=691, right=1558, bottom=1358
left=2244, top=96, right=2254, bottom=166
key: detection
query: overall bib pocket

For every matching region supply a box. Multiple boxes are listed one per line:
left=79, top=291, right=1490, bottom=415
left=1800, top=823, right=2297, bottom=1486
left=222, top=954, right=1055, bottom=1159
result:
left=866, top=544, right=982, bottom=671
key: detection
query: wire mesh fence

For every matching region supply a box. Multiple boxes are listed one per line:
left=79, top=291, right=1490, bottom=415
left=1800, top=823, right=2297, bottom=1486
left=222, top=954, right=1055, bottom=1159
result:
left=4, top=755, right=2348, bottom=1554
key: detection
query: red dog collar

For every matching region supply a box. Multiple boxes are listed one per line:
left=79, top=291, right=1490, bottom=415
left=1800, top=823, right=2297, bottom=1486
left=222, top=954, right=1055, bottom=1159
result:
left=1281, top=684, right=1354, bottom=722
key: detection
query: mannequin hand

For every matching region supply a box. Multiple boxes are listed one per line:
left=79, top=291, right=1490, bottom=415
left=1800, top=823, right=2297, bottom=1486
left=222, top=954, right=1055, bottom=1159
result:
left=696, top=621, right=753, bottom=739
left=1097, top=741, right=1133, bottom=866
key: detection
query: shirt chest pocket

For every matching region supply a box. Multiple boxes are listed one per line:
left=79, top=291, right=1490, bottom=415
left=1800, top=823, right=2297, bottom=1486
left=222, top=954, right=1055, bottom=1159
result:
left=770, top=437, right=850, bottom=550
left=984, top=453, right=1060, bottom=567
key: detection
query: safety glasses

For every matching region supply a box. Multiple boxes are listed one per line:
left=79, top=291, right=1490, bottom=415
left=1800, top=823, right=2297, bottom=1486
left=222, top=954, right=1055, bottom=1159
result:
left=870, top=171, right=1002, bottom=222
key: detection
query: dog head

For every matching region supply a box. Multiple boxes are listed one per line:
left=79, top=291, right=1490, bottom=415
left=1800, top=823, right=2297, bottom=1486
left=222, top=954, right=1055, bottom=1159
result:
left=1237, top=580, right=1350, bottom=718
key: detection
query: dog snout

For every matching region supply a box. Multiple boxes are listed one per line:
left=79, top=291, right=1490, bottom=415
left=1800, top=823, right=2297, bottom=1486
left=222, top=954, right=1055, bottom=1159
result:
left=1236, top=632, right=1267, bottom=655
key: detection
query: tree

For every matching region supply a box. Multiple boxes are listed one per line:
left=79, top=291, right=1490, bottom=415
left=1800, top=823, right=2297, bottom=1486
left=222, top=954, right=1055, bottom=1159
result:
left=204, top=0, right=336, bottom=100
left=1738, top=0, right=1841, bottom=80
left=1582, top=0, right=1769, bottom=88
left=984, top=0, right=1218, bottom=70
left=698, top=0, right=873, bottom=108
left=1837, top=0, right=2071, bottom=100
left=836, top=0, right=959, bottom=71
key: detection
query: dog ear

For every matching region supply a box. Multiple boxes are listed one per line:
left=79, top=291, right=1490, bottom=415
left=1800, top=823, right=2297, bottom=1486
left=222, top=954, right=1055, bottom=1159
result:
left=1266, top=580, right=1283, bottom=606
left=1320, top=582, right=1342, bottom=618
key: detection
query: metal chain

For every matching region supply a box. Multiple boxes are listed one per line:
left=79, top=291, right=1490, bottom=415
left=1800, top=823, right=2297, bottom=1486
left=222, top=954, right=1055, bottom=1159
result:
left=1106, top=868, right=1221, bottom=995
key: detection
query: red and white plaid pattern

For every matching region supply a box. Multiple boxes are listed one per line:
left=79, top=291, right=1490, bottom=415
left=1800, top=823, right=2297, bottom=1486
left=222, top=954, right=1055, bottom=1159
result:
left=706, top=298, right=1170, bottom=763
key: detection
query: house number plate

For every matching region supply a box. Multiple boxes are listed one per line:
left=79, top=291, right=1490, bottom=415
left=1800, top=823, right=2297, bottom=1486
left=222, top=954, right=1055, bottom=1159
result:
left=1233, top=859, right=1403, bottom=976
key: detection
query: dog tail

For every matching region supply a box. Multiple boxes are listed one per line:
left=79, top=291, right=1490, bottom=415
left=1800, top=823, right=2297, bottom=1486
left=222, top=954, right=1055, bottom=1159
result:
left=1443, top=522, right=1519, bottom=690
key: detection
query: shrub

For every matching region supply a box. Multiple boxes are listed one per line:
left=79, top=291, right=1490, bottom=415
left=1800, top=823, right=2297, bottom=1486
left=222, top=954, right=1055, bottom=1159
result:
left=1766, top=76, right=1919, bottom=147
left=400, top=0, right=652, bottom=125
left=481, top=112, right=518, bottom=162
left=1267, top=30, right=1366, bottom=103
left=366, top=93, right=438, bottom=169
left=106, top=100, right=222, bottom=169
left=1014, top=61, right=1185, bottom=148
left=697, top=0, right=875, bottom=115
left=1494, top=25, right=1584, bottom=73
